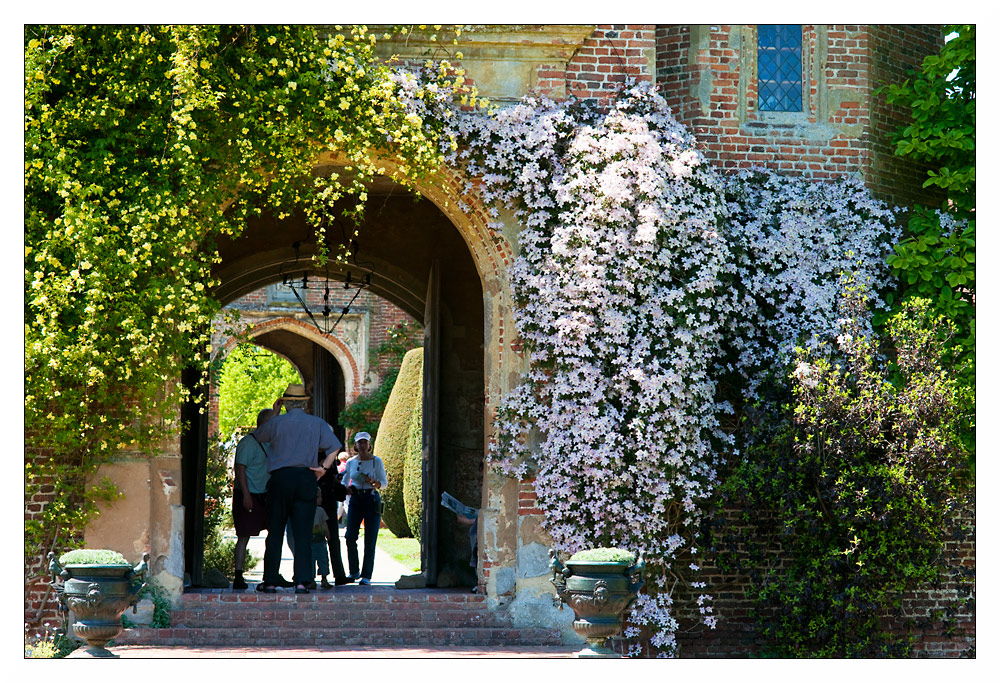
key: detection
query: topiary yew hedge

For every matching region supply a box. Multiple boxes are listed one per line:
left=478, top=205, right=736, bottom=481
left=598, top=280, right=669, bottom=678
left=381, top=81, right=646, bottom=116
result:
left=403, top=359, right=424, bottom=540
left=374, top=347, right=423, bottom=538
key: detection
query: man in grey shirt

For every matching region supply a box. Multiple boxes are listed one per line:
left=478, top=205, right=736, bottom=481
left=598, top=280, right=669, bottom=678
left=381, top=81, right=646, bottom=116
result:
left=254, top=383, right=343, bottom=593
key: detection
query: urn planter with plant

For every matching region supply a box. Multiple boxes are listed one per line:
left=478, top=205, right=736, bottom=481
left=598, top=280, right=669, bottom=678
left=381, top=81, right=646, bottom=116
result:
left=48, top=549, right=149, bottom=658
left=550, top=548, right=644, bottom=657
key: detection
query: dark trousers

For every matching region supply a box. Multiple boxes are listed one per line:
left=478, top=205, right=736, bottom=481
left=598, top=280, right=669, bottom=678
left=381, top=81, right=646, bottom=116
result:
left=264, top=467, right=317, bottom=585
left=325, top=516, right=347, bottom=581
left=345, top=490, right=381, bottom=580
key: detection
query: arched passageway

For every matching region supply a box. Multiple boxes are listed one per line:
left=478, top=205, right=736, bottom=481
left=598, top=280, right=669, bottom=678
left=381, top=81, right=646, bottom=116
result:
left=182, top=167, right=494, bottom=589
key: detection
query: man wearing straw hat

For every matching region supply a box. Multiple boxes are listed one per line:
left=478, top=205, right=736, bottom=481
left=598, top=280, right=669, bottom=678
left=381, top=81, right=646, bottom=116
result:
left=254, top=383, right=342, bottom=593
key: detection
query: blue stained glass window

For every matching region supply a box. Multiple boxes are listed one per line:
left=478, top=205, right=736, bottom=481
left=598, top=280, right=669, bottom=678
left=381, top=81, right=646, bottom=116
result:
left=757, top=25, right=803, bottom=112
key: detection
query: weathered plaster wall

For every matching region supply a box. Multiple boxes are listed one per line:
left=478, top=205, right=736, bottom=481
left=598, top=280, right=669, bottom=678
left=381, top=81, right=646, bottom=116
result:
left=83, top=451, right=186, bottom=600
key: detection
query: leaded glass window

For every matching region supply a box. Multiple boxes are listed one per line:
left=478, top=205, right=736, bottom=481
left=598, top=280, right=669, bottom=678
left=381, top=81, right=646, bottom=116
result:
left=757, top=25, right=803, bottom=112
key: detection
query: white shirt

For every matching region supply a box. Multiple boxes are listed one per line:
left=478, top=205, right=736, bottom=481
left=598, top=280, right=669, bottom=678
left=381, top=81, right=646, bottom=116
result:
left=341, top=455, right=388, bottom=491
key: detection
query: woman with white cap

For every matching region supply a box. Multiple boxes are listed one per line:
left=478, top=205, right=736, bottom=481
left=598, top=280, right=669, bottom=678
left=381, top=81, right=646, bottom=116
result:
left=341, top=431, right=388, bottom=585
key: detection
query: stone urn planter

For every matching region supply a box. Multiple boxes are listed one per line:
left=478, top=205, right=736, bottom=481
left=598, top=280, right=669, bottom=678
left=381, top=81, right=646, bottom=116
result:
left=48, top=549, right=149, bottom=658
left=549, top=547, right=644, bottom=657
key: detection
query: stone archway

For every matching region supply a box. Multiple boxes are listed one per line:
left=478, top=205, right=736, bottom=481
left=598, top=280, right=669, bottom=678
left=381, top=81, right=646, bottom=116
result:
left=82, top=154, right=545, bottom=620
left=205, top=158, right=528, bottom=598
left=207, top=316, right=360, bottom=445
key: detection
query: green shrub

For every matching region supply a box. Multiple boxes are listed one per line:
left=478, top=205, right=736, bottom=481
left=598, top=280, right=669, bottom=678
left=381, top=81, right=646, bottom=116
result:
left=122, top=581, right=172, bottom=629
left=340, top=367, right=400, bottom=437
left=403, top=381, right=424, bottom=541
left=569, top=548, right=636, bottom=563
left=24, top=627, right=76, bottom=659
left=24, top=639, right=58, bottom=658
left=59, top=548, right=129, bottom=565
left=202, top=528, right=257, bottom=579
left=716, top=291, right=973, bottom=657
left=374, top=347, right=423, bottom=538
left=340, top=321, right=423, bottom=437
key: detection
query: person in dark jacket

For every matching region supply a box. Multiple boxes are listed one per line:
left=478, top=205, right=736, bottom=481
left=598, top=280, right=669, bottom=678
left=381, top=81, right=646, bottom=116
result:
left=316, top=452, right=351, bottom=585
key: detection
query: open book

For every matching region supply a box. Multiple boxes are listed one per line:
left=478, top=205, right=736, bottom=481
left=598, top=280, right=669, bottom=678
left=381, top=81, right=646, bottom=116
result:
left=440, top=491, right=478, bottom=519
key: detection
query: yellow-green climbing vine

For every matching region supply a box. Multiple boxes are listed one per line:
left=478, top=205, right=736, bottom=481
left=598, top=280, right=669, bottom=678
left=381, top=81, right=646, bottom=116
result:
left=24, top=24, right=470, bottom=557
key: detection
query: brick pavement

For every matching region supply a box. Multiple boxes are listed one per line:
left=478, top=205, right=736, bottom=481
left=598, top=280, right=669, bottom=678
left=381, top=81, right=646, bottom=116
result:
left=102, top=644, right=582, bottom=658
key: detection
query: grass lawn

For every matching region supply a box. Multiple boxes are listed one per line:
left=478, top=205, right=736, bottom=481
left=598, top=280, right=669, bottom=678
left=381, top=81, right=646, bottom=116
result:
left=377, top=528, right=421, bottom=572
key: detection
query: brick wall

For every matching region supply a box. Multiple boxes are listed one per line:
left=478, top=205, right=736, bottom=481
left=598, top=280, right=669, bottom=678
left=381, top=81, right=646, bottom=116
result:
left=865, top=24, right=945, bottom=207
left=550, top=24, right=941, bottom=208
left=220, top=281, right=417, bottom=376
left=565, top=25, right=656, bottom=101
left=24, top=449, right=79, bottom=638
left=207, top=282, right=420, bottom=436
left=519, top=472, right=975, bottom=658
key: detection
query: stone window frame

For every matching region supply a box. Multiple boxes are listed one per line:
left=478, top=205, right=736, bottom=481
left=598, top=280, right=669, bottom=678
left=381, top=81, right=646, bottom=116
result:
left=267, top=282, right=301, bottom=307
left=738, top=24, right=828, bottom=128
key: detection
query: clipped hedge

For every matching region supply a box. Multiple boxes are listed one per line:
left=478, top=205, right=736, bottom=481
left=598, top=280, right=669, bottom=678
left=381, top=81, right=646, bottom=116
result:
left=59, top=549, right=129, bottom=565
left=404, top=374, right=424, bottom=540
left=374, top=347, right=424, bottom=538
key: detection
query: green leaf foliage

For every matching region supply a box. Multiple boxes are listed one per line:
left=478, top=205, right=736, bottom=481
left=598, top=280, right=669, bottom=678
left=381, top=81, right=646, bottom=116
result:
left=339, top=369, right=400, bottom=437
left=203, top=526, right=258, bottom=580
left=569, top=548, right=636, bottom=563
left=883, top=26, right=975, bottom=214
left=716, top=289, right=973, bottom=657
left=217, top=343, right=301, bottom=442
left=339, top=321, right=422, bottom=437
left=402, top=349, right=425, bottom=540
left=59, top=548, right=129, bottom=565
left=24, top=25, right=457, bottom=557
left=373, top=347, right=423, bottom=538
left=880, top=25, right=975, bottom=423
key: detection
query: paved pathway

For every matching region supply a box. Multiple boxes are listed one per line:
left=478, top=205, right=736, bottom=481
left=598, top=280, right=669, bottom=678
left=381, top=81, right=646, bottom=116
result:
left=105, top=645, right=581, bottom=658
left=240, top=523, right=413, bottom=586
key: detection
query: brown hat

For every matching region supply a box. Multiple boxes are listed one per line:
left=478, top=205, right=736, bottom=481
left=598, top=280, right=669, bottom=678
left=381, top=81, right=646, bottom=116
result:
left=282, top=383, right=309, bottom=400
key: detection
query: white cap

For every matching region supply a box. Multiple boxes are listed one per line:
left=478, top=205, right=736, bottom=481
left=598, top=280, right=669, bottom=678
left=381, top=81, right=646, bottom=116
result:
left=354, top=432, right=372, bottom=443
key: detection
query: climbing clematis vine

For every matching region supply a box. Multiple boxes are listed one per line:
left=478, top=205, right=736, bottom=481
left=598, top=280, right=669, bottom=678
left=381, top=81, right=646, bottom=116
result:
left=444, top=82, right=899, bottom=656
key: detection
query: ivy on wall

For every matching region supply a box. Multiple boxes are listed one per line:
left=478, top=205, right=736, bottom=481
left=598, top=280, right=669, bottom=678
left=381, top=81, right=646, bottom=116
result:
left=881, top=24, right=975, bottom=408
left=24, top=25, right=468, bottom=559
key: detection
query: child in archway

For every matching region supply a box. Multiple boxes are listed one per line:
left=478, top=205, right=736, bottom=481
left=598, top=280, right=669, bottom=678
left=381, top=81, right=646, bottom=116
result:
left=311, top=489, right=333, bottom=589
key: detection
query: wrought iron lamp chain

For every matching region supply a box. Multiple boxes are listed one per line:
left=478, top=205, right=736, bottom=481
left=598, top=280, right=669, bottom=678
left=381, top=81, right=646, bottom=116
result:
left=277, top=227, right=375, bottom=335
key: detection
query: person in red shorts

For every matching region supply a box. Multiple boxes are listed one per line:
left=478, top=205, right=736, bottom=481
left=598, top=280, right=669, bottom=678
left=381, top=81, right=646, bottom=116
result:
left=232, top=408, right=274, bottom=590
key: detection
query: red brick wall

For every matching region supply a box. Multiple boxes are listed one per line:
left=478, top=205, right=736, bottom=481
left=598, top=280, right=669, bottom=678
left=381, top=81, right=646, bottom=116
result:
left=866, top=24, right=945, bottom=207
left=555, top=24, right=943, bottom=207
left=207, top=282, right=419, bottom=436
left=25, top=453, right=55, bottom=636
left=565, top=25, right=656, bottom=101
left=24, top=449, right=81, bottom=638
left=220, top=282, right=417, bottom=375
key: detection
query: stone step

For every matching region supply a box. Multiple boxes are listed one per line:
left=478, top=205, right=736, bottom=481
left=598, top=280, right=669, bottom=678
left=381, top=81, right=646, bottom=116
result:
left=117, top=626, right=563, bottom=647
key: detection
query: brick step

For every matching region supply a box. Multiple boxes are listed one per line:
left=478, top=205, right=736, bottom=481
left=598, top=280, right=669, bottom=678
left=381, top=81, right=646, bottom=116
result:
left=170, top=608, right=511, bottom=628
left=117, top=588, right=564, bottom=648
left=179, top=588, right=485, bottom=605
left=117, top=626, right=563, bottom=647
